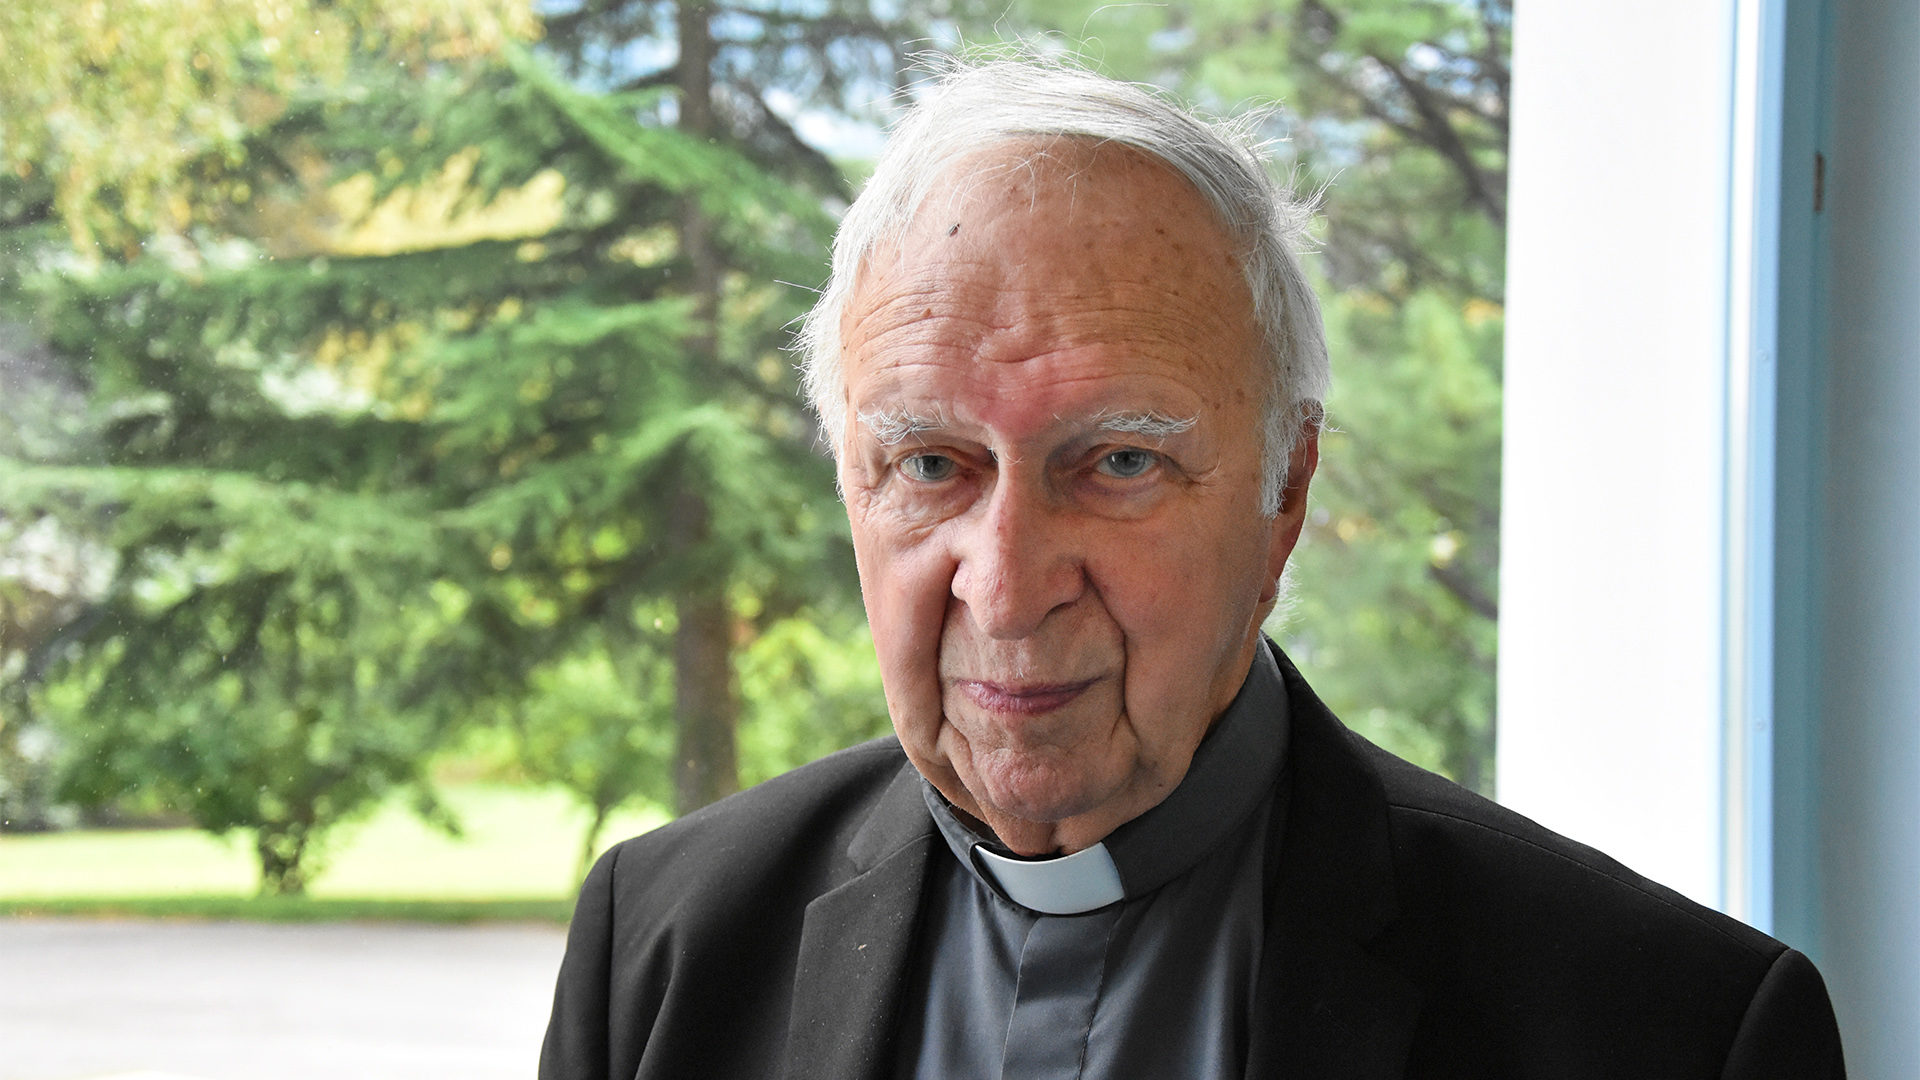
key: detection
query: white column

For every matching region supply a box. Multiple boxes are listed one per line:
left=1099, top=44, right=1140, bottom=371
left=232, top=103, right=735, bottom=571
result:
left=1498, top=1, right=1735, bottom=906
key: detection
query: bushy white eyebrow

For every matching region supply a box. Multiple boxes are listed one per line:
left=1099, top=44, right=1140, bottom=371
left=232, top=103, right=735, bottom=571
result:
left=854, top=405, right=1197, bottom=445
left=1091, top=409, right=1198, bottom=440
left=857, top=406, right=948, bottom=445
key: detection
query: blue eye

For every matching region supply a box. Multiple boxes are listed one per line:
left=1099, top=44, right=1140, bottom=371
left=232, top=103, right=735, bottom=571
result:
left=902, top=453, right=958, bottom=482
left=1096, top=448, right=1157, bottom=479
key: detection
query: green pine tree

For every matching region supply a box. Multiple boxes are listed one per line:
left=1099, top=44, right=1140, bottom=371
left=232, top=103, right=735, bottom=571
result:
left=1, top=7, right=882, bottom=887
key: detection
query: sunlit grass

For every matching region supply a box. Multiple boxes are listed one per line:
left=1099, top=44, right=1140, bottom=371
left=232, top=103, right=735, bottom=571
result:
left=0, top=783, right=669, bottom=904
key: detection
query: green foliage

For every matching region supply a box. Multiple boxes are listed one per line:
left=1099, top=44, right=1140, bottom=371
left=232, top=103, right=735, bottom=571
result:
left=1, top=245, right=478, bottom=890
left=510, top=629, right=674, bottom=877
left=1249, top=2, right=1508, bottom=791
left=737, top=612, right=891, bottom=786
left=1, top=9, right=862, bottom=885
left=0, top=323, right=103, bottom=827
left=0, top=0, right=538, bottom=250
left=1284, top=289, right=1502, bottom=789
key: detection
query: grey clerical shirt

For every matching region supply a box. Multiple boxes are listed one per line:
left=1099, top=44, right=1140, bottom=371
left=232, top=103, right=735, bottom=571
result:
left=894, top=645, right=1291, bottom=1080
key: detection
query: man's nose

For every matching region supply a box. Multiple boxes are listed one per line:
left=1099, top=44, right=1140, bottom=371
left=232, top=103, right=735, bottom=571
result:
left=949, top=476, right=1085, bottom=640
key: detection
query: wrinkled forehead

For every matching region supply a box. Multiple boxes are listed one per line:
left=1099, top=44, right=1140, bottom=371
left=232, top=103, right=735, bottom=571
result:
left=884, top=136, right=1236, bottom=264
left=842, top=138, right=1252, bottom=347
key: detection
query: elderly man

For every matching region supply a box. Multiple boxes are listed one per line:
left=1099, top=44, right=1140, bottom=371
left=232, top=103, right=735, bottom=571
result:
left=540, top=61, right=1843, bottom=1079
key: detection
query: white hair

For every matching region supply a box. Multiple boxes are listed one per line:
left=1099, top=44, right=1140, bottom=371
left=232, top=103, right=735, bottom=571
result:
left=796, top=56, right=1330, bottom=515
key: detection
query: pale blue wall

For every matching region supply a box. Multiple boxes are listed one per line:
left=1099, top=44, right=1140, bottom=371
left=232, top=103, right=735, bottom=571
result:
left=1786, top=0, right=1920, bottom=1073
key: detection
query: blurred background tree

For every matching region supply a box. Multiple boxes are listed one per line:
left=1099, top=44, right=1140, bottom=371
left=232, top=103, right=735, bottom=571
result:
left=2, top=0, right=547, bottom=890
left=1, top=0, right=539, bottom=881
left=1, top=0, right=887, bottom=890
left=0, top=0, right=1509, bottom=897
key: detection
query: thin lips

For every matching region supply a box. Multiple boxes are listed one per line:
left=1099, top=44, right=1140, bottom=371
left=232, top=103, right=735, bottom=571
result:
left=956, top=677, right=1097, bottom=713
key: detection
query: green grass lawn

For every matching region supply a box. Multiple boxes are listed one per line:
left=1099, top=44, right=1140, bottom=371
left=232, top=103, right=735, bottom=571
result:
left=0, top=783, right=669, bottom=920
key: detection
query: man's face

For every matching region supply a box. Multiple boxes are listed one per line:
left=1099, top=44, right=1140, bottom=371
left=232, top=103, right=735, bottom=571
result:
left=836, top=143, right=1315, bottom=856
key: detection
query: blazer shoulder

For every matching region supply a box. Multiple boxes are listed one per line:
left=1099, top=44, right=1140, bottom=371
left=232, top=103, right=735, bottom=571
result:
left=1271, top=642, right=1783, bottom=967
left=1362, top=742, right=1783, bottom=962
left=1351, top=741, right=1848, bottom=1074
left=545, top=738, right=927, bottom=1079
left=583, top=737, right=913, bottom=914
left=595, top=735, right=913, bottom=896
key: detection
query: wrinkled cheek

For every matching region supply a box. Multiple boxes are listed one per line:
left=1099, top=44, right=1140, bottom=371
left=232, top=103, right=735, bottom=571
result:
left=1111, top=597, right=1251, bottom=765
left=860, top=548, right=958, bottom=761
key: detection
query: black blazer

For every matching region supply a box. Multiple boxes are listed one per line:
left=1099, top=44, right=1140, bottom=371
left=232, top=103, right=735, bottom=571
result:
left=540, top=646, right=1844, bottom=1079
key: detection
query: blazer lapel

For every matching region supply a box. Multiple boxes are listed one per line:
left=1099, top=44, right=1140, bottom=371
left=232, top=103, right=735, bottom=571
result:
left=1248, top=925, right=1423, bottom=1079
left=782, top=764, right=935, bottom=1080
left=1247, top=644, right=1425, bottom=1079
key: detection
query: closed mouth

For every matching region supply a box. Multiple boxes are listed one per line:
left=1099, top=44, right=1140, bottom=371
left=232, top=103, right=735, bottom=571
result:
left=953, top=678, right=1098, bottom=716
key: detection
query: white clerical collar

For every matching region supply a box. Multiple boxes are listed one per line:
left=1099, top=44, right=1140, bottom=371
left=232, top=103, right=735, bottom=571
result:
left=970, top=842, right=1126, bottom=915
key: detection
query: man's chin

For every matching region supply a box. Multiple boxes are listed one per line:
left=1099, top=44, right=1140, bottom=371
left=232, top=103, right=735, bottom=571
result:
left=960, top=759, right=1130, bottom=849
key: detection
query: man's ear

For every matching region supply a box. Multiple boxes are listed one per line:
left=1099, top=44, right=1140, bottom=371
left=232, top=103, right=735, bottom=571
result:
left=1262, top=427, right=1320, bottom=597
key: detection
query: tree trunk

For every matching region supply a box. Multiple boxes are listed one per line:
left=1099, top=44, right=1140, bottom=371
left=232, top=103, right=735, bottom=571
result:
left=669, top=0, right=739, bottom=816
left=256, top=822, right=312, bottom=896
left=676, top=0, right=722, bottom=325
left=671, top=536, right=739, bottom=814
left=577, top=799, right=614, bottom=885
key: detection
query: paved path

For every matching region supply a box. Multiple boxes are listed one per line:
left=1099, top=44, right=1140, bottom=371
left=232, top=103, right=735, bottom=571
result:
left=0, top=918, right=568, bottom=1080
